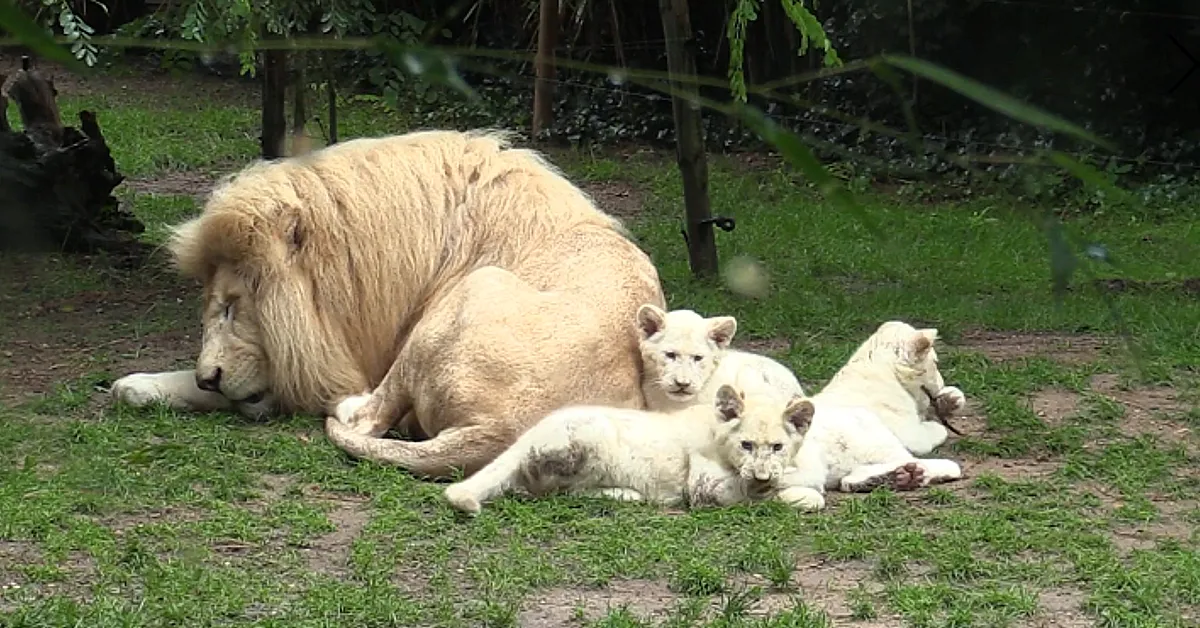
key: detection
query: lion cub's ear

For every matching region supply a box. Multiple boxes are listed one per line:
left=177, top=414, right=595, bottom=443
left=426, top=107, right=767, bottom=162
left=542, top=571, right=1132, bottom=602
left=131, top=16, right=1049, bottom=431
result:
left=909, top=328, right=938, bottom=360
left=714, top=384, right=745, bottom=421
left=706, top=316, right=737, bottom=349
left=783, top=397, right=815, bottom=433
left=636, top=304, right=668, bottom=339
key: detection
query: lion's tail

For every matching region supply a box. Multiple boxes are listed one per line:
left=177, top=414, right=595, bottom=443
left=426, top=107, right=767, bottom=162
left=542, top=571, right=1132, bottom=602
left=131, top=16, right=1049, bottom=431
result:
left=324, top=416, right=508, bottom=481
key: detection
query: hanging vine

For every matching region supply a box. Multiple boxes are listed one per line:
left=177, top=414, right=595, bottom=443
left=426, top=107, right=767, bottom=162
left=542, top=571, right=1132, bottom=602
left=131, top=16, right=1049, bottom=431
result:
left=727, top=0, right=841, bottom=102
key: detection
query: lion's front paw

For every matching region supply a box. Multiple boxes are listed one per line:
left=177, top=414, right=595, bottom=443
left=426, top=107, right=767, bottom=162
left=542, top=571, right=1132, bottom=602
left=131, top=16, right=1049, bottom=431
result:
left=444, top=484, right=482, bottom=516
left=777, top=486, right=825, bottom=512
left=935, top=386, right=967, bottom=417
left=111, top=373, right=168, bottom=407
left=334, top=393, right=373, bottom=424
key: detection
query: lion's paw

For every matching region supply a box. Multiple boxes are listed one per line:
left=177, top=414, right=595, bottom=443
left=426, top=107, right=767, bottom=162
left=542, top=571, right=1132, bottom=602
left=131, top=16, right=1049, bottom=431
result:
left=935, top=386, right=967, bottom=417
left=443, top=484, right=482, bottom=516
left=777, top=486, right=825, bottom=512
left=889, top=462, right=926, bottom=490
left=111, top=373, right=169, bottom=407
left=334, top=393, right=373, bottom=424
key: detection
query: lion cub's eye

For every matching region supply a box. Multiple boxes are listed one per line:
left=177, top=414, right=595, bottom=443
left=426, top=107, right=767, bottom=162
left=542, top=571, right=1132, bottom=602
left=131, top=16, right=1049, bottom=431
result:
left=222, top=303, right=234, bottom=320
left=740, top=440, right=754, bottom=451
left=692, top=355, right=703, bottom=362
left=665, top=351, right=678, bottom=360
left=771, top=443, right=784, bottom=452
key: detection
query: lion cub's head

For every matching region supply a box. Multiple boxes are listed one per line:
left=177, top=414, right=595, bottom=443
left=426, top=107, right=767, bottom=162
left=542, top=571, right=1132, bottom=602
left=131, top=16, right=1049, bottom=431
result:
left=711, top=377, right=814, bottom=486
left=846, top=320, right=948, bottom=410
left=636, top=303, right=737, bottom=404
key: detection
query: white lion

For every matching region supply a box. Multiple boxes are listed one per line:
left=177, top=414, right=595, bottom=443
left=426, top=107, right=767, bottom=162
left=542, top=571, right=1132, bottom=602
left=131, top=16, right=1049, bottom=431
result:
left=109, top=129, right=665, bottom=478
left=442, top=371, right=816, bottom=516
left=635, top=303, right=805, bottom=413
left=774, top=321, right=968, bottom=512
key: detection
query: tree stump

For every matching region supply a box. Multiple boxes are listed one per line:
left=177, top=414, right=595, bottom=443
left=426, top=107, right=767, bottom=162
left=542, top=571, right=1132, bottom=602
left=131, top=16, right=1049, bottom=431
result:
left=0, top=56, right=145, bottom=257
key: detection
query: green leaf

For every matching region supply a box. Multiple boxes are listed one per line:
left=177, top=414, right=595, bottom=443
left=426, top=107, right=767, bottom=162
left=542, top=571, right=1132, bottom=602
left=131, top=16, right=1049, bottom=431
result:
left=1045, top=214, right=1077, bottom=302
left=732, top=104, right=882, bottom=237
left=1045, top=150, right=1136, bottom=206
left=0, top=0, right=84, bottom=69
left=881, top=54, right=1116, bottom=152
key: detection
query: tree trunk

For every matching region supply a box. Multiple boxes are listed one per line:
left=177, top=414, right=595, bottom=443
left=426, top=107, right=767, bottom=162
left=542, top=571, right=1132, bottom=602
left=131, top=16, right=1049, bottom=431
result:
left=0, top=56, right=141, bottom=256
left=532, top=0, right=559, bottom=137
left=326, top=51, right=339, bottom=145
left=659, top=0, right=718, bottom=278
left=292, top=51, right=307, bottom=135
left=261, top=49, right=288, bottom=159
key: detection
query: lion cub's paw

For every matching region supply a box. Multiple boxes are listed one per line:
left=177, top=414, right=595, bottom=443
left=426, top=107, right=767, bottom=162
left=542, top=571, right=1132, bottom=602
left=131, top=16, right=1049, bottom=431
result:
left=934, top=386, right=967, bottom=417
left=777, top=486, right=825, bottom=512
left=443, top=484, right=482, bottom=516
left=111, top=373, right=167, bottom=407
left=334, top=393, right=373, bottom=424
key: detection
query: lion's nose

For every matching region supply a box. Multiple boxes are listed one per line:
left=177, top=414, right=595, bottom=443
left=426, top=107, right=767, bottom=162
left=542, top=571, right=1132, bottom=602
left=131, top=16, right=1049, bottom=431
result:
left=196, top=367, right=223, bottom=392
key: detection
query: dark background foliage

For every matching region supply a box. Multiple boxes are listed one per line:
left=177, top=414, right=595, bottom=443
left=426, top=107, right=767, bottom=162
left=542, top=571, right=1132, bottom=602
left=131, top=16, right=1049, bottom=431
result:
left=38, top=0, right=1200, bottom=178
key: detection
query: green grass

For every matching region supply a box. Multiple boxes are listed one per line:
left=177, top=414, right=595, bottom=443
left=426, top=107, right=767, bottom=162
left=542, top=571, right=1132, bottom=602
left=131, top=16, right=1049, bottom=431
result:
left=1, top=64, right=1198, bottom=627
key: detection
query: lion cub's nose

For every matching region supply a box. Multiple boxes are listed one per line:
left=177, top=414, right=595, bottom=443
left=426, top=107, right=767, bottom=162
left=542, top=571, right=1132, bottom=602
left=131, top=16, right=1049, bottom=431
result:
left=196, top=367, right=223, bottom=392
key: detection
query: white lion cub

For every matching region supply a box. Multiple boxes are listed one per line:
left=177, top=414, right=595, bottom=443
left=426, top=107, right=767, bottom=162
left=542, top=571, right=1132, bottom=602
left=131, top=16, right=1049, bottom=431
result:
left=442, top=373, right=816, bottom=515
left=636, top=304, right=804, bottom=413
left=774, top=321, right=969, bottom=512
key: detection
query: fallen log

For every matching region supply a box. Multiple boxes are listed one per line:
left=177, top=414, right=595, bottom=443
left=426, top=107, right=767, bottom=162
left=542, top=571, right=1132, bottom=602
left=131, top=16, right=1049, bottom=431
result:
left=0, top=56, right=145, bottom=257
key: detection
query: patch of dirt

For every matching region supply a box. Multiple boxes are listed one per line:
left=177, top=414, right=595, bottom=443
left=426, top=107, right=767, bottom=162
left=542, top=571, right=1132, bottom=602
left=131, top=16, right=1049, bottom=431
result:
left=1087, top=374, right=1193, bottom=447
left=0, top=56, right=257, bottom=107
left=960, top=457, right=1062, bottom=482
left=1108, top=518, right=1198, bottom=552
left=518, top=560, right=899, bottom=627
left=580, top=180, right=646, bottom=222
left=301, top=497, right=372, bottom=578
left=0, top=253, right=198, bottom=407
left=1018, top=587, right=1093, bottom=628
left=518, top=579, right=680, bottom=626
left=749, top=559, right=898, bottom=625
left=957, top=330, right=1110, bottom=365
left=123, top=171, right=221, bottom=201
left=0, top=541, right=97, bottom=611
left=732, top=336, right=792, bottom=357
left=1028, top=388, right=1082, bottom=426
left=103, top=506, right=208, bottom=534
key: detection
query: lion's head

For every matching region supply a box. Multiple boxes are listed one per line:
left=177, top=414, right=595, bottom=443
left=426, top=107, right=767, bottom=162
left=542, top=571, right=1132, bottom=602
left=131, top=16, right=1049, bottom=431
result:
left=165, top=163, right=373, bottom=417
left=711, top=379, right=813, bottom=487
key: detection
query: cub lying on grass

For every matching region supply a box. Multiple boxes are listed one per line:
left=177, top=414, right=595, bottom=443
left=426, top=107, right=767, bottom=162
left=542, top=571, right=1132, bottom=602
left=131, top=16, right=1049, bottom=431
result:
left=442, top=372, right=815, bottom=515
left=636, top=315, right=968, bottom=512
left=635, top=303, right=805, bottom=413
left=776, top=321, right=969, bottom=512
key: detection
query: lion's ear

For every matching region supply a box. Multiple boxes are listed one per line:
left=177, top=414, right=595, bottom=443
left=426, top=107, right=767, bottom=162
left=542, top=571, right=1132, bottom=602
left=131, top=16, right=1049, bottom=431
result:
left=636, top=304, right=667, bottom=339
left=714, top=384, right=744, bottom=421
left=707, top=316, right=737, bottom=349
left=783, top=396, right=815, bottom=433
left=910, top=328, right=937, bottom=360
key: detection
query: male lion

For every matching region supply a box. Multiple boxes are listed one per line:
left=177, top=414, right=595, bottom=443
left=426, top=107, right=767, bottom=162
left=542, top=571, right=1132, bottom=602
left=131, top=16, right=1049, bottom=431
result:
left=111, top=129, right=665, bottom=478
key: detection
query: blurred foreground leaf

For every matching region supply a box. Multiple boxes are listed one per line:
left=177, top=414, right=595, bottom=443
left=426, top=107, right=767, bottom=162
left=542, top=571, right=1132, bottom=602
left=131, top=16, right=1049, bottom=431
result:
left=0, top=0, right=84, bottom=69
left=882, top=54, right=1116, bottom=152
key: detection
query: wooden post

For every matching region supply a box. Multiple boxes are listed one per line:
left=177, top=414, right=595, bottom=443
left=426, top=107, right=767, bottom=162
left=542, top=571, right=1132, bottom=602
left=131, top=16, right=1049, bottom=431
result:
left=326, top=51, right=339, bottom=145
left=261, top=49, right=288, bottom=159
left=532, top=0, right=559, bottom=137
left=659, top=0, right=718, bottom=278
